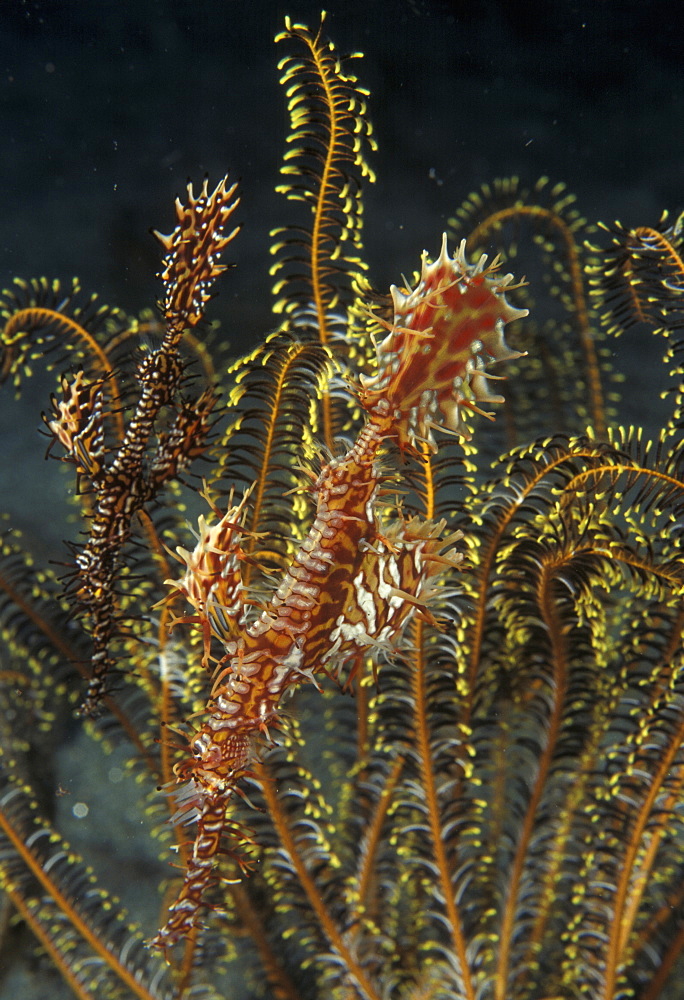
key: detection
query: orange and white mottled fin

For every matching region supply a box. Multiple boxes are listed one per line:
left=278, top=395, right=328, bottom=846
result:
left=321, top=513, right=463, bottom=677
left=359, top=234, right=528, bottom=448
left=160, top=490, right=252, bottom=664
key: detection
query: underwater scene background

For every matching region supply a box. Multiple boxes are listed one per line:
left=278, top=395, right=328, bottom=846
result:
left=0, top=1, right=683, bottom=998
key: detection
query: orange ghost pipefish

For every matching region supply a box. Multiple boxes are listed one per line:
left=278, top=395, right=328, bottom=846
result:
left=150, top=234, right=527, bottom=951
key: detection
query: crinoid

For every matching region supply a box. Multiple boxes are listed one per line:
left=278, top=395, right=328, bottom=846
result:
left=1, top=13, right=684, bottom=1000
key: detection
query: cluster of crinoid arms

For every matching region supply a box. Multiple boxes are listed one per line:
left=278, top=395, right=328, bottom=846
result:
left=2, top=13, right=684, bottom=1000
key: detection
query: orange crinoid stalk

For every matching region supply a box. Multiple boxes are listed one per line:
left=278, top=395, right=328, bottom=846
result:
left=152, top=235, right=527, bottom=950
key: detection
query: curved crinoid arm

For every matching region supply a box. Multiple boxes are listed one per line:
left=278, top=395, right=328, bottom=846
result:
left=0, top=277, right=130, bottom=396
left=589, top=211, right=684, bottom=337
left=447, top=176, right=609, bottom=440
left=154, top=175, right=240, bottom=341
left=358, top=234, right=528, bottom=449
